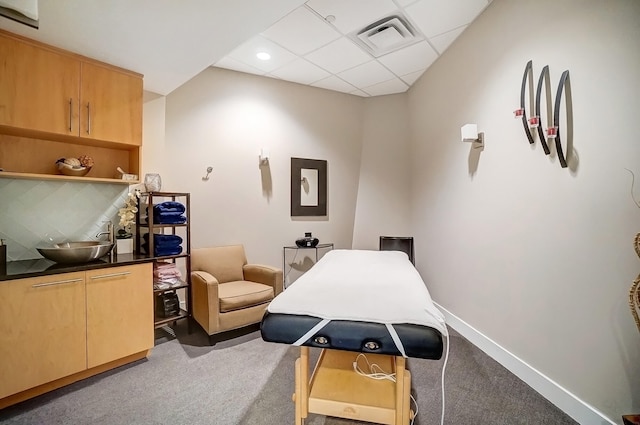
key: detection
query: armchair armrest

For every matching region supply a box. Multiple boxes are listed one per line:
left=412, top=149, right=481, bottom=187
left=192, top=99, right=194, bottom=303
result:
left=191, top=270, right=221, bottom=334
left=243, top=264, right=283, bottom=295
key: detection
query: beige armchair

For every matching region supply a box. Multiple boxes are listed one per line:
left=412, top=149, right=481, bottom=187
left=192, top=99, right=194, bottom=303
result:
left=191, top=245, right=283, bottom=342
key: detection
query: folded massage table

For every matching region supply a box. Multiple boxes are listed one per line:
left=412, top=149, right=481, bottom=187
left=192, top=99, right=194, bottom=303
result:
left=260, top=249, right=447, bottom=425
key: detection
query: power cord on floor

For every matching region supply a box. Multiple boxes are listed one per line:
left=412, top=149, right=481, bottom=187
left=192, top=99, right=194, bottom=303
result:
left=352, top=353, right=419, bottom=425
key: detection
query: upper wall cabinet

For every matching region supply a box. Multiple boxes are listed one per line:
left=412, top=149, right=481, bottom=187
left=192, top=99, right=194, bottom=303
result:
left=0, top=31, right=142, bottom=146
left=0, top=34, right=81, bottom=137
left=0, top=29, right=143, bottom=183
left=80, top=62, right=142, bottom=146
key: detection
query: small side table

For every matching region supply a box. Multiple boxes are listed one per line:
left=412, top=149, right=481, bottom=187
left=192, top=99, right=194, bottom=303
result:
left=283, top=243, right=334, bottom=288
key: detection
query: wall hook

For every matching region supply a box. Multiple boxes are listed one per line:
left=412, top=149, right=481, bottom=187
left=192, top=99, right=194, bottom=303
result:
left=202, top=166, right=213, bottom=181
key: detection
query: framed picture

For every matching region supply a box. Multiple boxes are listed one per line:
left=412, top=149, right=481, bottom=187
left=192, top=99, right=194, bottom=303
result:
left=291, top=157, right=327, bottom=217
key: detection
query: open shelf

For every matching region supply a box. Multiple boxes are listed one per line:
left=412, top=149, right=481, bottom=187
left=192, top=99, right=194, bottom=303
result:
left=0, top=171, right=136, bottom=184
left=153, top=309, right=189, bottom=328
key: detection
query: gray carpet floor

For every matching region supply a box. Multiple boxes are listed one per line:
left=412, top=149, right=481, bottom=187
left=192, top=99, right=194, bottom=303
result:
left=0, top=322, right=578, bottom=425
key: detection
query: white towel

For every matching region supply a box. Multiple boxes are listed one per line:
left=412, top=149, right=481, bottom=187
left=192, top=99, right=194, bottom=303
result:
left=268, top=249, right=446, bottom=334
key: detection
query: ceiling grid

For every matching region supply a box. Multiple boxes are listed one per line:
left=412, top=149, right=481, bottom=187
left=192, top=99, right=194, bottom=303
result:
left=214, top=0, right=491, bottom=97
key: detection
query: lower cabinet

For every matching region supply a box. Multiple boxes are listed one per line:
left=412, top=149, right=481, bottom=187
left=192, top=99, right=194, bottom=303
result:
left=0, top=263, right=153, bottom=404
left=0, top=272, right=87, bottom=399
left=86, top=264, right=153, bottom=368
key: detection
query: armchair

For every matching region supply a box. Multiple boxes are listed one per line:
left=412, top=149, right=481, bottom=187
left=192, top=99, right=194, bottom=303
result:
left=191, top=245, right=283, bottom=342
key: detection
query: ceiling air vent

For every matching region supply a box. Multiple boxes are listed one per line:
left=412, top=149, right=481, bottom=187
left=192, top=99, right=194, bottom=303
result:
left=351, top=14, right=424, bottom=58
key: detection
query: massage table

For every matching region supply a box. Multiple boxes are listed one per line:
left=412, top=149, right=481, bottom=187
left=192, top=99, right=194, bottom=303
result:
left=260, top=249, right=447, bottom=425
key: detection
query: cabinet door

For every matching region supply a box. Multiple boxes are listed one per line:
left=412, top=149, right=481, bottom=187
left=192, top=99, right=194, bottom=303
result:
left=0, top=272, right=86, bottom=399
left=0, top=33, right=80, bottom=135
left=80, top=61, right=142, bottom=146
left=86, top=264, right=153, bottom=368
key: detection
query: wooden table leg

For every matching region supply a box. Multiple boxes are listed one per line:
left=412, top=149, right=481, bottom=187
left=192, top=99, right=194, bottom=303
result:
left=395, top=356, right=406, bottom=424
left=300, top=346, right=309, bottom=418
left=294, top=357, right=303, bottom=425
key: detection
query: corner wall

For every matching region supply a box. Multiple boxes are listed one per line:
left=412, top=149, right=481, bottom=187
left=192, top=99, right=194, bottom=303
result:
left=407, top=0, right=640, bottom=422
left=163, top=68, right=364, bottom=272
left=352, top=94, right=412, bottom=251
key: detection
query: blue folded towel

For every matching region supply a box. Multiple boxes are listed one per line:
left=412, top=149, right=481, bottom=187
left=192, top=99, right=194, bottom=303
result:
left=153, top=215, right=187, bottom=224
left=142, top=243, right=182, bottom=257
left=143, top=233, right=183, bottom=247
left=153, top=201, right=185, bottom=214
left=153, top=211, right=184, bottom=218
left=144, top=214, right=187, bottom=224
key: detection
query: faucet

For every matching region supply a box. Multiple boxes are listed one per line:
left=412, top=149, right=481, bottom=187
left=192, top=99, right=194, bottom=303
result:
left=95, top=221, right=114, bottom=244
left=96, top=221, right=117, bottom=259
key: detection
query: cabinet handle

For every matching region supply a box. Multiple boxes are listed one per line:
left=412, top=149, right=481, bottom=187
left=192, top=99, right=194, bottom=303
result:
left=89, top=271, right=131, bottom=280
left=86, top=102, right=91, bottom=134
left=32, top=278, right=83, bottom=288
left=68, top=98, right=73, bottom=132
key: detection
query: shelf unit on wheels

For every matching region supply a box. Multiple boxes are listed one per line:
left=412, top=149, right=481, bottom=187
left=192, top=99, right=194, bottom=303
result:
left=135, top=192, right=191, bottom=330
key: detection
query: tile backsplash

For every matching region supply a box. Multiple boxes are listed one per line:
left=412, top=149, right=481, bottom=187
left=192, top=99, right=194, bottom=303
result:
left=0, top=179, right=130, bottom=261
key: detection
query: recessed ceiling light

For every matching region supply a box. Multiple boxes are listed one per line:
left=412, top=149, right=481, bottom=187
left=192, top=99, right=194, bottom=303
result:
left=256, top=52, right=271, bottom=61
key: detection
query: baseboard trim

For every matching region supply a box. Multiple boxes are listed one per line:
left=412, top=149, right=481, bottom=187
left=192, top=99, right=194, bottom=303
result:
left=434, top=302, right=616, bottom=425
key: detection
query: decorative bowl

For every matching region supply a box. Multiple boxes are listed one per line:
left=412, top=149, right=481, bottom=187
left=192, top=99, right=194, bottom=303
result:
left=57, top=162, right=92, bottom=177
left=37, top=241, right=114, bottom=264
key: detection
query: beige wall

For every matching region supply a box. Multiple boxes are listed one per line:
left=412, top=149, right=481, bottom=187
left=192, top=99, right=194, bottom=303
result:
left=162, top=68, right=365, bottom=274
left=408, top=0, right=640, bottom=422
left=352, top=94, right=412, bottom=251
left=141, top=91, right=167, bottom=177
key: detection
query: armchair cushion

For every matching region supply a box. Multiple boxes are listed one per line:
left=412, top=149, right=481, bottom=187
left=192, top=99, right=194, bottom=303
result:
left=192, top=245, right=247, bottom=283
left=219, top=281, right=274, bottom=313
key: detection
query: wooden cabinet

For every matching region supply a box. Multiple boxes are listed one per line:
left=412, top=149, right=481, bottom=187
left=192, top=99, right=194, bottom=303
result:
left=86, top=263, right=153, bottom=368
left=0, top=272, right=87, bottom=399
left=80, top=62, right=142, bottom=146
left=0, top=263, right=153, bottom=405
left=0, top=29, right=142, bottom=183
left=0, top=34, right=80, bottom=137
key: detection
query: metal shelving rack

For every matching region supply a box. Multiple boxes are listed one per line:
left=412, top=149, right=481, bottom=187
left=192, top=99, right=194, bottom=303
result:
left=135, top=191, right=192, bottom=329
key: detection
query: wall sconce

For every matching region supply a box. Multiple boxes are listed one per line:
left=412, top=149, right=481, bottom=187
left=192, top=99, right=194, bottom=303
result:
left=461, top=123, right=484, bottom=148
left=259, top=149, right=270, bottom=165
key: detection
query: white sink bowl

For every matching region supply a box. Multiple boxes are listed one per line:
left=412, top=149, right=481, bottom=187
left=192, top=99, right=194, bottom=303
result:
left=37, top=241, right=114, bottom=264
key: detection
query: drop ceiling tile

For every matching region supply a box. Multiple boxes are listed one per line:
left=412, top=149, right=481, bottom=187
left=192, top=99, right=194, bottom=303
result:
left=269, top=58, right=331, bottom=85
left=214, top=57, right=265, bottom=76
left=338, top=60, right=396, bottom=89
left=228, top=35, right=297, bottom=73
left=429, top=25, right=467, bottom=54
left=311, top=75, right=358, bottom=93
left=377, top=40, right=438, bottom=76
left=405, top=0, right=488, bottom=38
left=304, top=37, right=371, bottom=74
left=362, top=78, right=409, bottom=96
left=305, top=0, right=398, bottom=35
left=350, top=89, right=370, bottom=97
left=400, top=69, right=425, bottom=85
left=261, top=7, right=341, bottom=55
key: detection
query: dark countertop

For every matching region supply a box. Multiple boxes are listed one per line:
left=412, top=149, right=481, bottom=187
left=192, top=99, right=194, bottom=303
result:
left=0, top=253, right=154, bottom=281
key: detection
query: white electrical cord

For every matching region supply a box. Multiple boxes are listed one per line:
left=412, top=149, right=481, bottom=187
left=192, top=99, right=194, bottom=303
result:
left=352, top=326, right=450, bottom=425
left=439, top=327, right=450, bottom=425
left=352, top=353, right=419, bottom=425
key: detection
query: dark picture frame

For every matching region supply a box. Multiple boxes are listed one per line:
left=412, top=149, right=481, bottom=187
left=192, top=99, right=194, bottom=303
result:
left=291, top=157, right=327, bottom=217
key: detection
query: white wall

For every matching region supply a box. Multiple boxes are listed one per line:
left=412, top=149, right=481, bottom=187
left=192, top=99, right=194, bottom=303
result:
left=141, top=91, right=167, bottom=177
left=408, top=0, right=640, bottom=422
left=163, top=68, right=364, bottom=271
left=352, top=94, right=412, bottom=251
